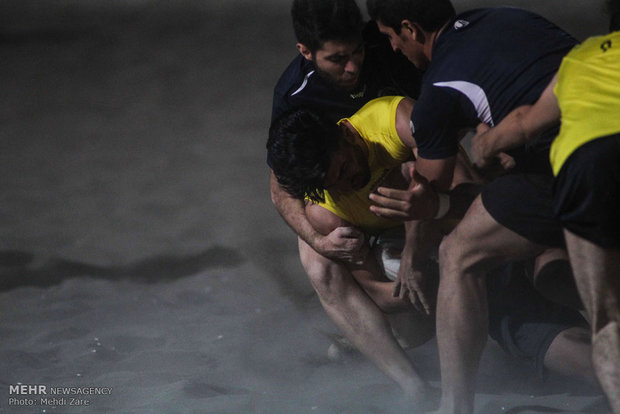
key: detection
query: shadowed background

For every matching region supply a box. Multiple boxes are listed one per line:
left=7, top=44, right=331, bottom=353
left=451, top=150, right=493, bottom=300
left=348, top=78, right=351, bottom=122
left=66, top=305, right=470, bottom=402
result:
left=0, top=1, right=611, bottom=413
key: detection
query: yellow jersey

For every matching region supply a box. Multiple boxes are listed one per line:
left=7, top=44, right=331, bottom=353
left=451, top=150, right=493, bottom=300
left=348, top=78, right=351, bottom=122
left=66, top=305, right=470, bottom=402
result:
left=551, top=31, right=620, bottom=176
left=315, top=96, right=413, bottom=234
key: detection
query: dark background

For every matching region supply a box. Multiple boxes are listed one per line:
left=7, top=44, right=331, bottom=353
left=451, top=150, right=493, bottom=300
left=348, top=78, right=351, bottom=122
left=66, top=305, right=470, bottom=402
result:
left=0, top=1, right=610, bottom=413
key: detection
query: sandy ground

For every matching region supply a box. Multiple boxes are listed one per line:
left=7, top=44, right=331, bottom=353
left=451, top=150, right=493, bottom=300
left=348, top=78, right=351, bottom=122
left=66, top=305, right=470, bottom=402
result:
left=0, top=1, right=613, bottom=413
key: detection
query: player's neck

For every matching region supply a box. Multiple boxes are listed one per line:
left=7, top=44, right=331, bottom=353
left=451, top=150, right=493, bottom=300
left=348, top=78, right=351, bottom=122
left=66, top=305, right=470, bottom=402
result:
left=427, top=20, right=450, bottom=60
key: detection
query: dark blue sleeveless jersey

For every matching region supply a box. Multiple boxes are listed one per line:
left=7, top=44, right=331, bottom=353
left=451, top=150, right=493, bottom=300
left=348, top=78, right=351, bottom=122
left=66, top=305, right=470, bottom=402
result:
left=271, top=22, right=421, bottom=124
left=411, top=8, right=577, bottom=169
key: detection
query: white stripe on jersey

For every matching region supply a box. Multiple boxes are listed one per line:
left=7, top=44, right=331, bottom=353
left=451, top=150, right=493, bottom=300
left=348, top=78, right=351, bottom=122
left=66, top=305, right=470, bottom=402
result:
left=291, top=70, right=315, bottom=96
left=433, top=80, right=495, bottom=126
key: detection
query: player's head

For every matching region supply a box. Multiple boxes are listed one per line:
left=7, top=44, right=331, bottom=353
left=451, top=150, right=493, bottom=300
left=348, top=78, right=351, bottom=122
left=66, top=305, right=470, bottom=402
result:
left=292, top=0, right=365, bottom=91
left=268, top=108, right=370, bottom=202
left=366, top=0, right=455, bottom=69
left=607, top=0, right=620, bottom=31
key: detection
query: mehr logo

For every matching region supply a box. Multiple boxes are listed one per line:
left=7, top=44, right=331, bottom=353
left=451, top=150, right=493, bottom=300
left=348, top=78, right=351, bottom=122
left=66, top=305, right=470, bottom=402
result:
left=9, top=384, right=47, bottom=394
left=454, top=19, right=470, bottom=30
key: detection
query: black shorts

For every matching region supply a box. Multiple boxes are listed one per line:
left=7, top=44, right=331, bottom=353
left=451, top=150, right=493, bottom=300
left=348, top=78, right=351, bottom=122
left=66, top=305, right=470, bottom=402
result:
left=481, top=173, right=565, bottom=247
left=553, top=134, right=620, bottom=247
left=487, top=261, right=587, bottom=377
left=507, top=126, right=556, bottom=177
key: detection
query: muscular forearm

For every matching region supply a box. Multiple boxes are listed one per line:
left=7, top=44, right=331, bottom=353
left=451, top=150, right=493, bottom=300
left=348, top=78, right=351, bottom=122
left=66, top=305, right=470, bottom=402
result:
left=480, top=74, right=561, bottom=159
left=396, top=219, right=443, bottom=314
left=484, top=106, right=533, bottom=155
left=270, top=170, right=321, bottom=247
left=271, top=171, right=367, bottom=262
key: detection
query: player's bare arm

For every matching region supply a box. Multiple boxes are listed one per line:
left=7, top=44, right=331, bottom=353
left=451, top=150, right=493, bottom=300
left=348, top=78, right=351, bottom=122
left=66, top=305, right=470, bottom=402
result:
left=305, top=202, right=414, bottom=313
left=369, top=97, right=466, bottom=220
left=471, top=74, right=561, bottom=169
left=270, top=170, right=367, bottom=263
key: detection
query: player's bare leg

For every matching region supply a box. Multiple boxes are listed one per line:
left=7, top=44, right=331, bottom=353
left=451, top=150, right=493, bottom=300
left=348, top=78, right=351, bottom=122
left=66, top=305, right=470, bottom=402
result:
left=434, top=196, right=543, bottom=414
left=298, top=238, right=432, bottom=402
left=543, top=326, right=596, bottom=384
left=565, top=230, right=620, bottom=413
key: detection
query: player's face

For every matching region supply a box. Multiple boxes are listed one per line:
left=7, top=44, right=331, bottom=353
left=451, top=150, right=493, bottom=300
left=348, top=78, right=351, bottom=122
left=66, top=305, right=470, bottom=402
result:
left=376, top=20, right=429, bottom=70
left=312, top=39, right=365, bottom=91
left=323, top=131, right=371, bottom=194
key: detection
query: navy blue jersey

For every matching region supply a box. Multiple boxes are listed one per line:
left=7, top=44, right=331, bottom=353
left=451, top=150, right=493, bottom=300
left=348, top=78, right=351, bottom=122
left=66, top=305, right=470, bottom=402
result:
left=411, top=8, right=576, bottom=170
left=271, top=21, right=421, bottom=124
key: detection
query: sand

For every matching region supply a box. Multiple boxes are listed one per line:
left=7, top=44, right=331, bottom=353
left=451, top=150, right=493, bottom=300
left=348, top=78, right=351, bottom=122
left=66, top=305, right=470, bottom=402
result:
left=0, top=1, right=613, bottom=413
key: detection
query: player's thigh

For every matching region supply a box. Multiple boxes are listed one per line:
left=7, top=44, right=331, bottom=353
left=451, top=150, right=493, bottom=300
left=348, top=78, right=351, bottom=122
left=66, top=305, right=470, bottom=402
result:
left=440, top=195, right=543, bottom=275
left=298, top=238, right=345, bottom=292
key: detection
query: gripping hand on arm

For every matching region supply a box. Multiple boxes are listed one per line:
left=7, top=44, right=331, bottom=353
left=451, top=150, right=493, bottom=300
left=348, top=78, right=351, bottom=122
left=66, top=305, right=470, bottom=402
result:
left=368, top=163, right=441, bottom=221
left=470, top=123, right=517, bottom=173
left=366, top=163, right=443, bottom=314
left=270, top=170, right=368, bottom=263
left=471, top=73, right=561, bottom=170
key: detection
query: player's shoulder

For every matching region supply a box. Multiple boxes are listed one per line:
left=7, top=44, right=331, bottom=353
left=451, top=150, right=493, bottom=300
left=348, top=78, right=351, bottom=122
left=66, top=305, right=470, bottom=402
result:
left=570, top=31, right=620, bottom=59
left=454, top=6, right=543, bottom=25
left=274, top=54, right=315, bottom=95
left=272, top=54, right=324, bottom=121
left=441, top=7, right=555, bottom=42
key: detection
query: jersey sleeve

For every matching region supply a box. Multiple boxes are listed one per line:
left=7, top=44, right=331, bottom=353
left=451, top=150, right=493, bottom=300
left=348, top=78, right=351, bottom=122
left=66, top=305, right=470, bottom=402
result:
left=410, top=85, right=475, bottom=159
left=271, top=87, right=289, bottom=123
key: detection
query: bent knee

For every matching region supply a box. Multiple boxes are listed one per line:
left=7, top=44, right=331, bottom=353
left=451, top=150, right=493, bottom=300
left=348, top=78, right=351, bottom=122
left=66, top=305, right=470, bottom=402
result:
left=298, top=239, right=349, bottom=302
left=438, top=230, right=481, bottom=276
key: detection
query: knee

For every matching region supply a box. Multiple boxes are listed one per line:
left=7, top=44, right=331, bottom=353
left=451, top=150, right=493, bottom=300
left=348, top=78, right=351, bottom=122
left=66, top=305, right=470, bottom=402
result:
left=298, top=242, right=347, bottom=303
left=591, top=312, right=620, bottom=338
left=439, top=226, right=506, bottom=281
left=591, top=321, right=620, bottom=370
left=586, top=289, right=620, bottom=334
left=438, top=230, right=476, bottom=277
left=307, top=259, right=341, bottom=295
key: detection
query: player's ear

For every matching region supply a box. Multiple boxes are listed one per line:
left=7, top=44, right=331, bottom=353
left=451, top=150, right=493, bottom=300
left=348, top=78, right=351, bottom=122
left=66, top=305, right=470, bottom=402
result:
left=296, top=43, right=313, bottom=61
left=401, top=20, right=425, bottom=43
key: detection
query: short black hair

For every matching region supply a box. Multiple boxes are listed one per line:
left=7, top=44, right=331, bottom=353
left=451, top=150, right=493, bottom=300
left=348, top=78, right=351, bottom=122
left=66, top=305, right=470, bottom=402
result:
left=292, top=0, right=364, bottom=53
left=366, top=0, right=455, bottom=34
left=267, top=108, right=341, bottom=203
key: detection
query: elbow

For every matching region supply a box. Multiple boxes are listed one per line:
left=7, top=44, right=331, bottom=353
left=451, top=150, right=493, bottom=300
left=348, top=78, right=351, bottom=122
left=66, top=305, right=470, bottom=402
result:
left=514, top=106, right=538, bottom=145
left=269, top=171, right=285, bottom=208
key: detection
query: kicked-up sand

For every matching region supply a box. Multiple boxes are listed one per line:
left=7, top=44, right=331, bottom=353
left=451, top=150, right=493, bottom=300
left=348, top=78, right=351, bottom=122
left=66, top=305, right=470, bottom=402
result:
left=0, top=0, right=613, bottom=412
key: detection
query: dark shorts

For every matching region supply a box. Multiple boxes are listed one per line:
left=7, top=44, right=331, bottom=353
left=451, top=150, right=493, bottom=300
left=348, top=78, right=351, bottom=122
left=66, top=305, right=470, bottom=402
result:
left=481, top=173, right=565, bottom=247
left=487, top=261, right=587, bottom=377
left=553, top=134, right=620, bottom=247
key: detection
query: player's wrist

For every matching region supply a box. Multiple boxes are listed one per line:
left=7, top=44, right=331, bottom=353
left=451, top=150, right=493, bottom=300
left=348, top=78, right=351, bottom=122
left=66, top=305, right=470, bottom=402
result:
left=304, top=229, right=324, bottom=252
left=313, top=234, right=328, bottom=253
